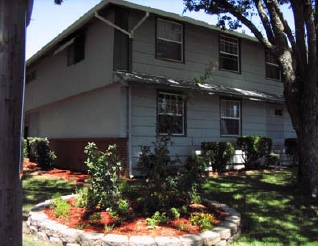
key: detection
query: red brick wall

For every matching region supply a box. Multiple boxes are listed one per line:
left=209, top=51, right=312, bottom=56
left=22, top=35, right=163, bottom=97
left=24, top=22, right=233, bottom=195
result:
left=50, top=138, right=129, bottom=176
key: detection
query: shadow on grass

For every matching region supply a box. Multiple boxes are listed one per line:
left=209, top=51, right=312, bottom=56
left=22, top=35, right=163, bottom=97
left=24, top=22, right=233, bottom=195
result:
left=203, top=169, right=318, bottom=245
left=22, top=173, right=77, bottom=220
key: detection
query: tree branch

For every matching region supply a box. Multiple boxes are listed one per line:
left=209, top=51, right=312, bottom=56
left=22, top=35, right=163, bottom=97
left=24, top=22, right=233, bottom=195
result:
left=253, top=0, right=275, bottom=42
left=217, top=0, right=272, bottom=48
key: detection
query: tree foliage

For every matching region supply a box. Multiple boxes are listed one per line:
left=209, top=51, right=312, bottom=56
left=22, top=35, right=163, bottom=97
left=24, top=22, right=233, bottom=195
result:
left=184, top=0, right=318, bottom=198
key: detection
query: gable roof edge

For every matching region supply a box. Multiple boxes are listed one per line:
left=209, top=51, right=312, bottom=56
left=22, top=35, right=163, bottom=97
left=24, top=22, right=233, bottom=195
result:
left=26, top=0, right=258, bottom=67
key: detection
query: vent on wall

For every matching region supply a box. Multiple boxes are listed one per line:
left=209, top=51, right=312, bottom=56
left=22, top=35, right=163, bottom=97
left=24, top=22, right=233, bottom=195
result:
left=275, top=109, right=283, bottom=116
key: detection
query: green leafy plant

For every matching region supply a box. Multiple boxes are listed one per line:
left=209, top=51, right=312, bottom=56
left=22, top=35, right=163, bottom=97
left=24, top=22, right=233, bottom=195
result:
left=116, top=198, right=130, bottom=216
left=237, top=136, right=273, bottom=169
left=137, top=136, right=182, bottom=213
left=50, top=193, right=70, bottom=218
left=84, top=142, right=122, bottom=209
left=26, top=137, right=56, bottom=170
left=170, top=207, right=180, bottom=219
left=190, top=213, right=216, bottom=231
left=189, top=184, right=201, bottom=204
left=75, top=187, right=89, bottom=208
left=201, top=141, right=234, bottom=172
left=89, top=212, right=101, bottom=223
left=146, top=211, right=168, bottom=226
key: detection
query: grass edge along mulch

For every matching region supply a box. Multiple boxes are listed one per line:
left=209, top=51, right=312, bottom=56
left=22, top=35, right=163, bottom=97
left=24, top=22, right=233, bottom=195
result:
left=203, top=168, right=318, bottom=246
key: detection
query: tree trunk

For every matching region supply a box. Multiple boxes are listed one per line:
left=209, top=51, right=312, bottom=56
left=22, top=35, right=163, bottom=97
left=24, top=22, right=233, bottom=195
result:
left=0, top=1, right=28, bottom=245
left=297, top=96, right=318, bottom=198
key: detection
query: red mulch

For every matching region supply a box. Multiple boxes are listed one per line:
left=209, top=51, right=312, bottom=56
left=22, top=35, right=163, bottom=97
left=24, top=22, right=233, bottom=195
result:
left=22, top=159, right=89, bottom=185
left=24, top=160, right=226, bottom=237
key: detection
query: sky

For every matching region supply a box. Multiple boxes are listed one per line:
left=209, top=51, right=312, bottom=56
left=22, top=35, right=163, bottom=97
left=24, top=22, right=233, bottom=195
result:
left=26, top=0, right=293, bottom=60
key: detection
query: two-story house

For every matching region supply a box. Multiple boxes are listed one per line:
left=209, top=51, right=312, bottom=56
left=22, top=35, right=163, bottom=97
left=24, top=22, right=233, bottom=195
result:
left=24, top=0, right=296, bottom=176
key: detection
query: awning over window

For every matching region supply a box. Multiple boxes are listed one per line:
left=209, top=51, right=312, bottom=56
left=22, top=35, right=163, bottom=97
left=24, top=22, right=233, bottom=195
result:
left=115, top=70, right=284, bottom=103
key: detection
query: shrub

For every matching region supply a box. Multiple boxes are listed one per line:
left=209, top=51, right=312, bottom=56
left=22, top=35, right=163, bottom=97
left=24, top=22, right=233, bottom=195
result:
left=170, top=207, right=180, bottom=219
left=22, top=139, right=28, bottom=158
left=50, top=193, right=70, bottom=218
left=284, top=138, right=298, bottom=165
left=75, top=187, right=89, bottom=208
left=137, top=136, right=182, bottom=213
left=190, top=213, right=216, bottom=231
left=184, top=154, right=208, bottom=189
left=84, top=142, right=122, bottom=209
left=146, top=211, right=168, bottom=226
left=237, top=136, right=273, bottom=169
left=26, top=137, right=56, bottom=169
left=201, top=142, right=235, bottom=172
left=116, top=198, right=130, bottom=216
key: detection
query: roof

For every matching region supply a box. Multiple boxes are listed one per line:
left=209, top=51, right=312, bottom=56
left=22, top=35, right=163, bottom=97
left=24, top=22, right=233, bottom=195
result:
left=26, top=0, right=258, bottom=67
left=115, top=70, right=284, bottom=103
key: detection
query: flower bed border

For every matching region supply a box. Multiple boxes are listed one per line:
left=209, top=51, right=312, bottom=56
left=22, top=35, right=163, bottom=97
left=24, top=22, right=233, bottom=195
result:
left=27, top=195, right=241, bottom=246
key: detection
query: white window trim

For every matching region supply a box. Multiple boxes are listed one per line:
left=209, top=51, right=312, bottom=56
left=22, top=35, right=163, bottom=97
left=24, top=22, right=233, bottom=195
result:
left=158, top=91, right=185, bottom=136
left=220, top=99, right=241, bottom=137
left=219, top=35, right=240, bottom=72
left=156, top=18, right=184, bottom=62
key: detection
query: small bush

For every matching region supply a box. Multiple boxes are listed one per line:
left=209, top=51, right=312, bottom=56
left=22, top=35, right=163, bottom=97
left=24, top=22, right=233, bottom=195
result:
left=50, top=193, right=70, bottom=218
left=75, top=187, right=89, bottom=208
left=146, top=211, right=168, bottom=226
left=237, top=136, right=273, bottom=169
left=190, top=213, right=216, bottom=231
left=170, top=207, right=180, bottom=219
left=201, top=141, right=235, bottom=172
left=84, top=142, right=122, bottom=209
left=116, top=199, right=130, bottom=216
left=26, top=137, right=56, bottom=169
left=284, top=138, right=298, bottom=165
left=137, top=136, right=181, bottom=213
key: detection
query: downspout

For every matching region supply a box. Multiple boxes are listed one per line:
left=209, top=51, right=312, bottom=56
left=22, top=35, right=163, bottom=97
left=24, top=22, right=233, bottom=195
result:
left=95, top=10, right=149, bottom=178
left=128, top=86, right=133, bottom=178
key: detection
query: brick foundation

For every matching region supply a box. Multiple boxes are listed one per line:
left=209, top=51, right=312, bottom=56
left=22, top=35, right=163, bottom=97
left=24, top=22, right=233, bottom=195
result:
left=50, top=138, right=128, bottom=176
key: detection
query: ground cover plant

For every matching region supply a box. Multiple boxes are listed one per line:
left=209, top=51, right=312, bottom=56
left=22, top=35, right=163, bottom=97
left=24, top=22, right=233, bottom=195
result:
left=203, top=169, right=318, bottom=246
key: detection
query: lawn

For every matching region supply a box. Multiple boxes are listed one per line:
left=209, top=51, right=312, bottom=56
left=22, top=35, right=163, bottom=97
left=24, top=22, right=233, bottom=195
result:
left=202, top=168, right=318, bottom=246
left=22, top=168, right=318, bottom=245
left=22, top=172, right=77, bottom=245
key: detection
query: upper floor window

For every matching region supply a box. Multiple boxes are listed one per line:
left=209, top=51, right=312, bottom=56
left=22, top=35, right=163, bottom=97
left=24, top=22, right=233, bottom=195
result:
left=158, top=92, right=185, bottom=136
left=265, top=50, right=281, bottom=81
left=156, top=18, right=183, bottom=62
left=220, top=99, right=241, bottom=136
left=67, top=33, right=85, bottom=66
left=219, top=35, right=240, bottom=72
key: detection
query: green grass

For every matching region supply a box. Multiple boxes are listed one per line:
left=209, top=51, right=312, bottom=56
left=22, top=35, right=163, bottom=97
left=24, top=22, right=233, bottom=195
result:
left=21, top=168, right=318, bottom=245
left=203, top=168, right=318, bottom=245
left=22, top=172, right=77, bottom=245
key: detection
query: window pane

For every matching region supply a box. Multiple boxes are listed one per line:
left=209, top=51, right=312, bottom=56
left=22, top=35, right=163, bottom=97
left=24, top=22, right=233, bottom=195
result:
left=158, top=93, right=185, bottom=135
left=220, top=54, right=238, bottom=71
left=221, top=119, right=239, bottom=135
left=158, top=115, right=183, bottom=134
left=157, top=19, right=182, bottom=42
left=156, top=39, right=182, bottom=61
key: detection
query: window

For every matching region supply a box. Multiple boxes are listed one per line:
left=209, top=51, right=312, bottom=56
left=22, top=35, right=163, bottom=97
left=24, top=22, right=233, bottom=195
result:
left=219, top=35, right=240, bottom=72
left=158, top=92, right=185, bottom=135
left=156, top=18, right=183, bottom=62
left=67, top=33, right=85, bottom=65
left=220, top=99, right=241, bottom=136
left=265, top=50, right=281, bottom=80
